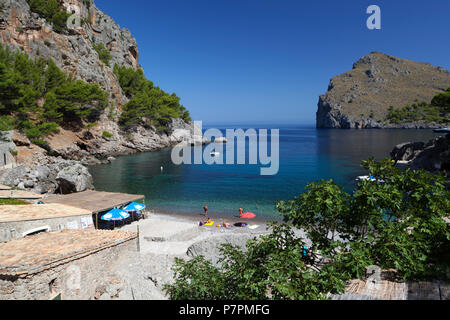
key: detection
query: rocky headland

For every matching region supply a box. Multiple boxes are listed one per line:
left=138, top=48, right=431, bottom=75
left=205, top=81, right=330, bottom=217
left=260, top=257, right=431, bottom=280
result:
left=317, top=52, right=450, bottom=129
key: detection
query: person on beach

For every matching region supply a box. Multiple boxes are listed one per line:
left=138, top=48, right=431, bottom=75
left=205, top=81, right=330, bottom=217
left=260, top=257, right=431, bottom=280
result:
left=203, top=204, right=208, bottom=217
left=239, top=207, right=243, bottom=217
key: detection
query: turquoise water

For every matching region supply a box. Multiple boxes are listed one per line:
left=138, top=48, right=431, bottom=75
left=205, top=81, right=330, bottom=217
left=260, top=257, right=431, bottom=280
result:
left=89, top=125, right=440, bottom=220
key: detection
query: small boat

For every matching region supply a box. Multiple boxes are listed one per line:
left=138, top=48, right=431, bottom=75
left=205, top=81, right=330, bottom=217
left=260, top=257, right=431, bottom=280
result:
left=433, top=128, right=450, bottom=133
left=356, top=176, right=385, bottom=183
left=210, top=152, right=220, bottom=156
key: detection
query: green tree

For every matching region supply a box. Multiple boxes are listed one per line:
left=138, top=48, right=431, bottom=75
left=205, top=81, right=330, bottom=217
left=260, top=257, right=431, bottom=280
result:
left=45, top=59, right=66, bottom=91
left=0, top=43, right=109, bottom=143
left=26, top=0, right=71, bottom=33
left=164, top=159, right=450, bottom=300
left=165, top=223, right=346, bottom=300
left=114, top=64, right=191, bottom=130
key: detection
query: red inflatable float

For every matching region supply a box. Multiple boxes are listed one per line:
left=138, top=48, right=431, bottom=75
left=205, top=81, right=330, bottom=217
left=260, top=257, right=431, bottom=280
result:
left=240, top=212, right=256, bottom=219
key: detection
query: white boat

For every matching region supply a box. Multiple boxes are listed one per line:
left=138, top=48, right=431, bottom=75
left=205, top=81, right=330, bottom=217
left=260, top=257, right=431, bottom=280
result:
left=356, top=175, right=385, bottom=183
left=210, top=152, right=220, bottom=156
left=433, top=128, right=450, bottom=133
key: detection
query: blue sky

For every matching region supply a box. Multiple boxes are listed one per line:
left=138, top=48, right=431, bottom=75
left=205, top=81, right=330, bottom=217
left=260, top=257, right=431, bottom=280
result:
left=95, top=0, right=450, bottom=125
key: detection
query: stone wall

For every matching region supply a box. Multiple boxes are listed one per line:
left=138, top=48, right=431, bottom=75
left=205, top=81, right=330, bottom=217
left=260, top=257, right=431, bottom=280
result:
left=0, top=236, right=137, bottom=300
left=0, top=214, right=94, bottom=242
left=0, top=131, right=17, bottom=170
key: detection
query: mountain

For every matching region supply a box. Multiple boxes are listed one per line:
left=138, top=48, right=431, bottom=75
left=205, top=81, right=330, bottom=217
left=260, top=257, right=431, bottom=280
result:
left=316, top=52, right=450, bottom=129
left=0, top=0, right=201, bottom=194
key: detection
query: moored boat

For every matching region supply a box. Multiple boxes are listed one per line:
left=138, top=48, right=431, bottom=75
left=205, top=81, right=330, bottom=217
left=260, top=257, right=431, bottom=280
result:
left=433, top=128, right=450, bottom=133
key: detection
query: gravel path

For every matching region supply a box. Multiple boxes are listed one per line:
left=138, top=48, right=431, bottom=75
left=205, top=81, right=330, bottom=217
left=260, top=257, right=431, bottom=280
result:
left=115, top=213, right=271, bottom=299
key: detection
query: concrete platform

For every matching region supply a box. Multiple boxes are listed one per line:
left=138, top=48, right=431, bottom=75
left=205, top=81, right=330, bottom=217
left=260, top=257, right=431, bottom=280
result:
left=123, top=216, right=199, bottom=243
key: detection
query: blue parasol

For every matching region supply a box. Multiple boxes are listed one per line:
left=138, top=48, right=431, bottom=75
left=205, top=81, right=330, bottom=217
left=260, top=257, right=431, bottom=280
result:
left=124, top=202, right=146, bottom=212
left=101, top=208, right=130, bottom=221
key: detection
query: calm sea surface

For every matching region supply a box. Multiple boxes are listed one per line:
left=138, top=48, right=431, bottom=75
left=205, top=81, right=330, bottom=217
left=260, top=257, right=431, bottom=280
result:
left=89, top=125, right=440, bottom=220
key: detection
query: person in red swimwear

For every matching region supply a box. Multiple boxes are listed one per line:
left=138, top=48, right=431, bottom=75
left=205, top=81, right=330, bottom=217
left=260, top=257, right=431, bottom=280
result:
left=239, top=207, right=243, bottom=217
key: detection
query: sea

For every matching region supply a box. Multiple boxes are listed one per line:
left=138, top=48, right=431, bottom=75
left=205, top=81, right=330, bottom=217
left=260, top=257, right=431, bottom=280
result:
left=89, top=124, right=441, bottom=220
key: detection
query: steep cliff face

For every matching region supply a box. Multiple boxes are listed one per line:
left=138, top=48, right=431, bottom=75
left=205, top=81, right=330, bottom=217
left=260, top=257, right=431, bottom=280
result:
left=0, top=0, right=201, bottom=194
left=0, top=0, right=195, bottom=164
left=316, top=52, right=450, bottom=129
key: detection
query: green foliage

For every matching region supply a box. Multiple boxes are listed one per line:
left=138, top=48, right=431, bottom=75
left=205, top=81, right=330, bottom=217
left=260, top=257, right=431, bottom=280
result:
left=278, top=180, right=350, bottom=255
left=0, top=44, right=108, bottom=146
left=165, top=223, right=346, bottom=300
left=26, top=0, right=71, bottom=33
left=281, top=158, right=449, bottom=281
left=165, top=159, right=450, bottom=300
left=386, top=90, right=450, bottom=124
left=113, top=64, right=191, bottom=131
left=102, top=131, right=113, bottom=138
left=24, top=122, right=59, bottom=139
left=93, top=43, right=112, bottom=66
left=431, top=88, right=450, bottom=114
left=0, top=198, right=30, bottom=205
left=44, top=80, right=108, bottom=123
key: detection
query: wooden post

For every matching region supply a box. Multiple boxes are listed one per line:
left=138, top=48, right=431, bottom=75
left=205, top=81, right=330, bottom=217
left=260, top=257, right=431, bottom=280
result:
left=137, top=225, right=140, bottom=253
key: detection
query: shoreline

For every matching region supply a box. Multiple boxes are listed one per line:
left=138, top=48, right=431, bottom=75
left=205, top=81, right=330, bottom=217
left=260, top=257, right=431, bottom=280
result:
left=146, top=209, right=278, bottom=226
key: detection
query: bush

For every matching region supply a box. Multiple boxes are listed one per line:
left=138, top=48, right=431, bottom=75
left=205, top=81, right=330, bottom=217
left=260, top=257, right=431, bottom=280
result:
left=93, top=43, right=112, bottom=66
left=165, top=159, right=450, bottom=300
left=386, top=90, right=450, bottom=124
left=102, top=131, right=113, bottom=138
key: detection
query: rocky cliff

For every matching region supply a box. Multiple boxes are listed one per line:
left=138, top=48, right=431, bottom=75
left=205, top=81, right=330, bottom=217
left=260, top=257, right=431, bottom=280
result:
left=391, top=133, right=450, bottom=173
left=317, top=52, right=450, bottom=129
left=0, top=0, right=202, bottom=194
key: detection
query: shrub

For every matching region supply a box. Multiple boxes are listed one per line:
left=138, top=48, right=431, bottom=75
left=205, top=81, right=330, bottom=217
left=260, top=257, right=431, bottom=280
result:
left=102, top=131, right=113, bottom=138
left=93, top=43, right=112, bottom=66
left=165, top=159, right=450, bottom=300
left=386, top=90, right=450, bottom=124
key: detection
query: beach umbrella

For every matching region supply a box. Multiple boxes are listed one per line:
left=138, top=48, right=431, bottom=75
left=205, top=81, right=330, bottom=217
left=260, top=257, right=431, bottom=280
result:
left=123, top=202, right=146, bottom=212
left=101, top=208, right=130, bottom=221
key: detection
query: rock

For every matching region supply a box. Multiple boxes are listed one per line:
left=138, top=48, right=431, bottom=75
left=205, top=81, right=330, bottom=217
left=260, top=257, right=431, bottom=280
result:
left=391, top=142, right=425, bottom=161
left=391, top=133, right=450, bottom=172
left=24, top=180, right=34, bottom=188
left=11, top=131, right=30, bottom=147
left=187, top=234, right=256, bottom=267
left=56, top=164, right=94, bottom=194
left=213, top=137, right=228, bottom=143
left=0, top=166, right=28, bottom=187
left=317, top=52, right=450, bottom=128
left=35, top=166, right=51, bottom=180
